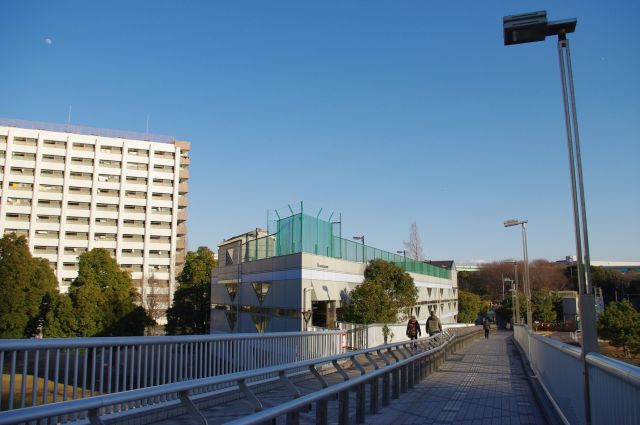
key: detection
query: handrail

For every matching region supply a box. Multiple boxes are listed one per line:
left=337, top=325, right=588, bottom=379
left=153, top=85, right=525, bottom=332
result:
left=225, top=342, right=448, bottom=425
left=513, top=323, right=640, bottom=425
left=525, top=327, right=581, bottom=359
left=0, top=330, right=473, bottom=425
left=0, top=330, right=345, bottom=412
left=0, top=330, right=343, bottom=351
left=586, top=352, right=640, bottom=389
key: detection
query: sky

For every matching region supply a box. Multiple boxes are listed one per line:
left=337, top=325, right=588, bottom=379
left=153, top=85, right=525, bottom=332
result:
left=1, top=1, right=638, bottom=264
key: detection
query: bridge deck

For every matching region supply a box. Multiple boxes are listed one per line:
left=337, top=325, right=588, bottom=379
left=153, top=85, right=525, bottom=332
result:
left=368, top=331, right=547, bottom=425
left=158, top=331, right=547, bottom=425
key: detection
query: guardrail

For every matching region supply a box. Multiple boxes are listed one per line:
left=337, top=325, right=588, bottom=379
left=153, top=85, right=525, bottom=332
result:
left=0, top=331, right=344, bottom=413
left=0, top=327, right=482, bottom=425
left=513, top=324, right=640, bottom=425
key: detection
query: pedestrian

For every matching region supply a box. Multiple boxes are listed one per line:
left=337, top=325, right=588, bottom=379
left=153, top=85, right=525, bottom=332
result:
left=426, top=310, right=442, bottom=336
left=406, top=315, right=421, bottom=346
left=483, top=316, right=491, bottom=338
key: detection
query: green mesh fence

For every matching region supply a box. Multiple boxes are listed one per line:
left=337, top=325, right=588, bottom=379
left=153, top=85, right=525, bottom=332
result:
left=244, top=213, right=450, bottom=279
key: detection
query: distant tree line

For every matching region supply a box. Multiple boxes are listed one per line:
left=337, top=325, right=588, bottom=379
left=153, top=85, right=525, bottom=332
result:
left=457, top=259, right=640, bottom=357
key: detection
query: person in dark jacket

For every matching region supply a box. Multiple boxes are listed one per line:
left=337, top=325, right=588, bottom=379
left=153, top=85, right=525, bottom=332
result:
left=406, top=315, right=422, bottom=341
left=426, top=310, right=442, bottom=336
left=483, top=317, right=491, bottom=338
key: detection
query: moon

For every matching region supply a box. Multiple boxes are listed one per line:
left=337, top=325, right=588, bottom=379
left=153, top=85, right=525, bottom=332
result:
left=44, top=38, right=52, bottom=45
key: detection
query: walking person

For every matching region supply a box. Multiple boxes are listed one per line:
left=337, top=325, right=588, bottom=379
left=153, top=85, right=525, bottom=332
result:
left=406, top=315, right=421, bottom=347
left=483, top=316, right=491, bottom=339
left=426, top=310, right=442, bottom=336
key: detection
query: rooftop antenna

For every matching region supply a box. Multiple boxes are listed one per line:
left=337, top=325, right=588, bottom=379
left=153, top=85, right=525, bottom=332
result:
left=66, top=105, right=72, bottom=125
left=146, top=114, right=150, bottom=138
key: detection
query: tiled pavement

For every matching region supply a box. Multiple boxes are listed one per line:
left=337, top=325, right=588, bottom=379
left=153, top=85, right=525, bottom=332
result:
left=366, top=331, right=547, bottom=425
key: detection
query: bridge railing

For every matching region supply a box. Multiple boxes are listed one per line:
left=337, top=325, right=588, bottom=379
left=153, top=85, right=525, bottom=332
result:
left=0, top=327, right=482, bottom=425
left=0, top=331, right=344, bottom=412
left=513, top=324, right=640, bottom=425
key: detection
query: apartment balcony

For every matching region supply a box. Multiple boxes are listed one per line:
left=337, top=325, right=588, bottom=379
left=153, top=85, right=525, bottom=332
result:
left=10, top=159, right=36, bottom=169
left=178, top=196, right=188, bottom=207
left=179, top=168, right=189, bottom=179
left=178, top=181, right=189, bottom=193
left=177, top=223, right=186, bottom=236
left=34, top=222, right=60, bottom=232
left=180, top=156, right=190, bottom=166
left=176, top=238, right=186, bottom=249
left=177, top=209, right=187, bottom=222
left=33, top=246, right=58, bottom=255
left=39, top=176, right=64, bottom=186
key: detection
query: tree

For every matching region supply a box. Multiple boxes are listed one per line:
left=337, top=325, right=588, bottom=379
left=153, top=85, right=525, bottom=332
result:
left=531, top=291, right=560, bottom=323
left=341, top=259, right=418, bottom=324
left=457, top=290, right=482, bottom=323
left=598, top=299, right=640, bottom=357
left=68, top=248, right=150, bottom=337
left=42, top=293, right=77, bottom=338
left=0, top=233, right=60, bottom=338
left=166, top=246, right=217, bottom=335
left=403, top=222, right=424, bottom=261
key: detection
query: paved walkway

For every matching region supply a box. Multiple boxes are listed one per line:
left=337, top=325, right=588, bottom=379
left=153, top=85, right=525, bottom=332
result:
left=367, top=331, right=547, bottom=425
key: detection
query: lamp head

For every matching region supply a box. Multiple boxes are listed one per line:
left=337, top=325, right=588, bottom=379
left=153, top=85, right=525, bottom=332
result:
left=504, top=219, right=527, bottom=227
left=503, top=10, right=576, bottom=45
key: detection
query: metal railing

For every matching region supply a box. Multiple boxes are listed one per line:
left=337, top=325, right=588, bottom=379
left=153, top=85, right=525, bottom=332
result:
left=0, top=118, right=175, bottom=144
left=0, top=328, right=482, bottom=425
left=513, top=324, right=640, bottom=425
left=0, top=331, right=343, bottom=413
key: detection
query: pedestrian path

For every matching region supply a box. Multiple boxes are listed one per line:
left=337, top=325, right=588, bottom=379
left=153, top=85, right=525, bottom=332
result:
left=366, top=331, right=547, bottom=425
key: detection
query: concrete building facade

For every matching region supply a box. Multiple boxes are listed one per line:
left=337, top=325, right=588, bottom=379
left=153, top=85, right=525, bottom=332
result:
left=210, top=209, right=458, bottom=333
left=0, top=119, right=189, bottom=322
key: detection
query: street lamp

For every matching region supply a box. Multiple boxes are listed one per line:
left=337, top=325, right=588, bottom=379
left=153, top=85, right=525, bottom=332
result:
left=503, top=277, right=516, bottom=325
left=503, top=11, right=597, bottom=425
left=503, top=259, right=520, bottom=323
left=353, top=235, right=365, bottom=263
left=504, top=219, right=532, bottom=326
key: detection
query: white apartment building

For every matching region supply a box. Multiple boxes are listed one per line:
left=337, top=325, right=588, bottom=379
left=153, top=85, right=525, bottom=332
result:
left=0, top=119, right=189, bottom=323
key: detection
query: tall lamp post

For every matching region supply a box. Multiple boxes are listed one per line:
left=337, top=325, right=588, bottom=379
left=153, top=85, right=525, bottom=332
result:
left=353, top=235, right=365, bottom=263
left=504, top=219, right=532, bottom=326
left=503, top=259, right=519, bottom=323
left=503, top=11, right=597, bottom=425
left=503, top=277, right=516, bottom=325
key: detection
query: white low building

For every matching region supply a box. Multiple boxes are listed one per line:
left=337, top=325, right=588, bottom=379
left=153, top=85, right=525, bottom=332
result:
left=210, top=209, right=458, bottom=333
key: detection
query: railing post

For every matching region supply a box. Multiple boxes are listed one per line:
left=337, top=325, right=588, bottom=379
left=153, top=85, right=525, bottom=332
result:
left=338, top=390, right=350, bottom=425
left=392, top=369, right=400, bottom=399
left=286, top=410, right=300, bottom=425
left=356, top=383, right=365, bottom=424
left=370, top=377, right=379, bottom=414
left=316, top=398, right=328, bottom=425
left=382, top=372, right=391, bottom=406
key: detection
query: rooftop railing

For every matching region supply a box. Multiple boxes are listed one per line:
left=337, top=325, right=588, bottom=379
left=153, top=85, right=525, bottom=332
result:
left=244, top=233, right=451, bottom=279
left=0, top=118, right=175, bottom=144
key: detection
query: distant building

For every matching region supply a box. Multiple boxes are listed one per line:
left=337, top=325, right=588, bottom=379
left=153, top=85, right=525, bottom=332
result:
left=0, top=118, right=190, bottom=323
left=210, top=207, right=459, bottom=333
left=557, top=256, right=640, bottom=273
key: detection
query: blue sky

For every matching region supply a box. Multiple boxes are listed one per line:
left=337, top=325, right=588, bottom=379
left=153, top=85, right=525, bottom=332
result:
left=1, top=1, right=638, bottom=263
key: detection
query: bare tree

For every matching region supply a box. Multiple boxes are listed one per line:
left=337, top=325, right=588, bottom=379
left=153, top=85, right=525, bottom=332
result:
left=403, top=222, right=424, bottom=260
left=145, top=274, right=167, bottom=333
